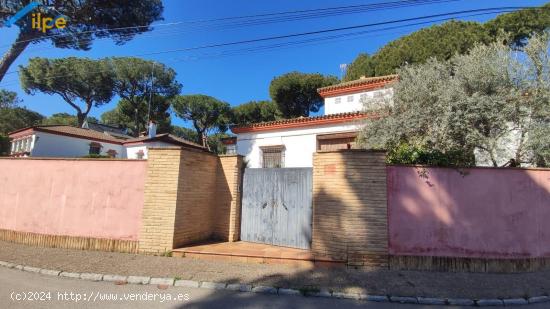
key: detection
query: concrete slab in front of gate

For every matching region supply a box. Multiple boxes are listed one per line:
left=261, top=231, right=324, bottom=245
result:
left=172, top=241, right=346, bottom=268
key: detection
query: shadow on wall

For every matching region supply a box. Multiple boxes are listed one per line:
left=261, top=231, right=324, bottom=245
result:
left=174, top=160, right=550, bottom=307
left=172, top=153, right=242, bottom=249
left=387, top=166, right=550, bottom=264
left=311, top=150, right=389, bottom=267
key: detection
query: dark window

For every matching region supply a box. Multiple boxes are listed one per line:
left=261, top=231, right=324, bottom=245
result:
left=89, top=142, right=101, bottom=155
left=317, top=132, right=358, bottom=151
left=261, top=145, right=285, bottom=168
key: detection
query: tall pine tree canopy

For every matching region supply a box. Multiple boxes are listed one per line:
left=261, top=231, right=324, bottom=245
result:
left=0, top=0, right=164, bottom=82
left=344, top=4, right=550, bottom=81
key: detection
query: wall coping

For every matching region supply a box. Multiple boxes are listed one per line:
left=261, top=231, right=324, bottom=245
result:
left=315, top=149, right=386, bottom=154
left=147, top=146, right=183, bottom=150
left=387, top=164, right=550, bottom=172
left=148, top=146, right=216, bottom=156
left=218, top=154, right=244, bottom=158
left=0, top=157, right=146, bottom=162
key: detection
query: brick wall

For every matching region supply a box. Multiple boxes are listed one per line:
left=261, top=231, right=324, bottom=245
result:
left=312, top=149, right=388, bottom=268
left=214, top=155, right=243, bottom=242
left=139, top=148, right=182, bottom=254
left=139, top=148, right=243, bottom=254
left=172, top=149, right=219, bottom=248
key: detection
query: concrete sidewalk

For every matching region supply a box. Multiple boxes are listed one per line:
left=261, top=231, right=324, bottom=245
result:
left=1, top=240, right=549, bottom=300
left=1, top=267, right=496, bottom=309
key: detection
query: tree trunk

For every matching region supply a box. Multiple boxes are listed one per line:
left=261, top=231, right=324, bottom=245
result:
left=134, top=107, right=140, bottom=137
left=77, top=101, right=93, bottom=128
left=0, top=31, right=36, bottom=83
left=77, top=112, right=86, bottom=128
left=201, top=133, right=211, bottom=150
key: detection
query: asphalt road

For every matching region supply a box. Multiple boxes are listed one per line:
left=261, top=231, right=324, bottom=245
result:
left=0, top=267, right=544, bottom=309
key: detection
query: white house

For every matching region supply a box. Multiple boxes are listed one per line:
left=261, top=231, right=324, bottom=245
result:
left=8, top=122, right=205, bottom=159
left=231, top=75, right=398, bottom=168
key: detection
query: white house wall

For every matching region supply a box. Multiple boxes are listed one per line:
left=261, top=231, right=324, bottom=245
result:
left=31, top=132, right=125, bottom=158
left=236, top=121, right=364, bottom=168
left=324, top=88, right=393, bottom=115
left=125, top=141, right=175, bottom=159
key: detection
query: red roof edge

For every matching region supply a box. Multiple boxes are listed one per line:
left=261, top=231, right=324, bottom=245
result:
left=317, top=75, right=398, bottom=98
left=9, top=126, right=125, bottom=145
left=231, top=112, right=376, bottom=134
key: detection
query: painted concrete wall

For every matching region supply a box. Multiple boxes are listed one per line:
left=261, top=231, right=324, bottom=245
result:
left=236, top=122, right=363, bottom=168
left=324, top=88, right=393, bottom=115
left=387, top=166, right=550, bottom=258
left=0, top=158, right=147, bottom=241
left=31, top=132, right=125, bottom=158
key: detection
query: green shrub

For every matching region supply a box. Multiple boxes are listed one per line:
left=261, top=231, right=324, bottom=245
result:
left=81, top=154, right=111, bottom=159
left=386, top=143, right=475, bottom=167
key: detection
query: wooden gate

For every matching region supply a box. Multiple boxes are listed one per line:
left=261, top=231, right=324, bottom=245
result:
left=240, top=168, right=312, bottom=249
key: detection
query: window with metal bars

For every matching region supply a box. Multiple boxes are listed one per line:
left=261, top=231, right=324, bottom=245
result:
left=89, top=142, right=102, bottom=155
left=261, top=145, right=285, bottom=168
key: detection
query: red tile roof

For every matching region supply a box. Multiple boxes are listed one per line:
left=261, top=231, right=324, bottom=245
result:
left=9, top=125, right=205, bottom=150
left=231, top=112, right=376, bottom=133
left=317, top=74, right=398, bottom=97
left=124, top=133, right=206, bottom=150
left=9, top=125, right=126, bottom=144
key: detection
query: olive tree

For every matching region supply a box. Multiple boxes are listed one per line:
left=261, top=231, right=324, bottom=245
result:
left=359, top=34, right=550, bottom=167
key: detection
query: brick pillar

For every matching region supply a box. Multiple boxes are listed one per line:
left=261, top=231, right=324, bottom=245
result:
left=312, top=149, right=388, bottom=268
left=139, top=148, right=182, bottom=254
left=139, top=148, right=244, bottom=254
left=215, top=155, right=243, bottom=242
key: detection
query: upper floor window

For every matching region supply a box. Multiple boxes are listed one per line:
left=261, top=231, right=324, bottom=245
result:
left=347, top=95, right=354, bottom=102
left=89, top=142, right=101, bottom=155
left=261, top=145, right=285, bottom=168
left=334, top=97, right=341, bottom=104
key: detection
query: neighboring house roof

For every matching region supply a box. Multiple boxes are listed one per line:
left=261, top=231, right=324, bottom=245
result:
left=8, top=125, right=205, bottom=150
left=124, top=133, right=206, bottom=150
left=318, top=74, right=398, bottom=98
left=9, top=125, right=128, bottom=144
left=83, top=122, right=131, bottom=138
left=221, top=136, right=237, bottom=145
left=231, top=112, right=375, bottom=133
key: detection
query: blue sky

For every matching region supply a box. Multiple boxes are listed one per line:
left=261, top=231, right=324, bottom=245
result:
left=0, top=0, right=547, bottom=127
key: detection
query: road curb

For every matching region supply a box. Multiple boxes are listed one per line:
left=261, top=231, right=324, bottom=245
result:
left=1, top=260, right=548, bottom=306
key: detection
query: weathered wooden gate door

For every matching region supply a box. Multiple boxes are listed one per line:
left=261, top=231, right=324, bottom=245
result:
left=240, top=168, right=312, bottom=249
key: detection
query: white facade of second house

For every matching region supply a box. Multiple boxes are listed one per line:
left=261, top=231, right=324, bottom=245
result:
left=13, top=131, right=125, bottom=158
left=324, top=87, right=393, bottom=115
left=236, top=121, right=364, bottom=168
left=232, top=75, right=398, bottom=168
left=124, top=141, right=180, bottom=159
left=9, top=123, right=206, bottom=159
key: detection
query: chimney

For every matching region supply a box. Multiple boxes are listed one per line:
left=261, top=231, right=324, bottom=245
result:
left=148, top=121, right=157, bottom=138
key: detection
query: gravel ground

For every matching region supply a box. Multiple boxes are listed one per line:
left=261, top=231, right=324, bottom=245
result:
left=1, top=240, right=549, bottom=299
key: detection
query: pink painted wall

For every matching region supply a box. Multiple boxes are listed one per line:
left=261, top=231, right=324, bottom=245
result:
left=388, top=166, right=550, bottom=259
left=0, top=158, right=147, bottom=241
